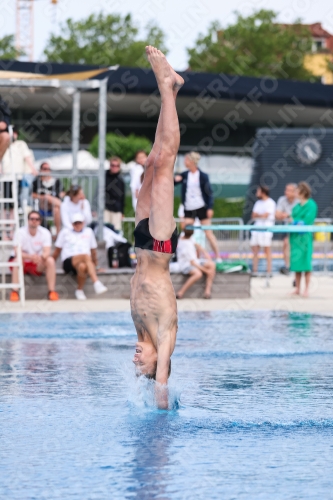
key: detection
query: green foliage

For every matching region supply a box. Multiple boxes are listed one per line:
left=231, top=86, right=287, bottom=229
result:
left=187, top=9, right=315, bottom=81
left=124, top=196, right=135, bottom=218
left=44, top=13, right=167, bottom=66
left=0, top=35, right=24, bottom=60
left=213, top=198, right=244, bottom=218
left=89, top=132, right=151, bottom=164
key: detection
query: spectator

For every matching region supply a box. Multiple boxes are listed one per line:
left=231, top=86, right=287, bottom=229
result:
left=53, top=213, right=108, bottom=300
left=175, top=152, right=220, bottom=260
left=104, top=156, right=125, bottom=231
left=250, top=185, right=276, bottom=276
left=61, top=185, right=92, bottom=230
left=176, top=229, right=216, bottom=299
left=1, top=125, right=37, bottom=209
left=0, top=95, right=11, bottom=162
left=9, top=210, right=58, bottom=302
left=290, top=181, right=318, bottom=298
left=276, top=183, right=298, bottom=275
left=32, top=162, right=64, bottom=235
left=130, top=150, right=147, bottom=211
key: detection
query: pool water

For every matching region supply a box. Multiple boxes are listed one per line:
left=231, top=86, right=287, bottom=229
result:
left=1, top=311, right=333, bottom=499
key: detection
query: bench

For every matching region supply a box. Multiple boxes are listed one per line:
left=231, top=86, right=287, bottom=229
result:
left=4, top=268, right=251, bottom=300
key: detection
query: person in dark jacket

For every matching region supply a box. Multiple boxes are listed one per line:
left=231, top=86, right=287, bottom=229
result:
left=104, top=156, right=125, bottom=231
left=175, top=152, right=219, bottom=259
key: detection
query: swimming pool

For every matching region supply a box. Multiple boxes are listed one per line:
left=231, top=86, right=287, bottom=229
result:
left=1, top=311, right=333, bottom=499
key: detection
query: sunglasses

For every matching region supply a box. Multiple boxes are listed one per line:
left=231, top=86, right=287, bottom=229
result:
left=110, top=163, right=120, bottom=167
left=73, top=221, right=83, bottom=225
left=29, top=217, right=40, bottom=221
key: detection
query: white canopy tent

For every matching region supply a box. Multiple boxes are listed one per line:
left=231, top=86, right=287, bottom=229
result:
left=35, top=150, right=110, bottom=171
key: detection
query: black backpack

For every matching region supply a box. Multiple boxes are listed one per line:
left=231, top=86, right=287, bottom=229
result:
left=108, top=242, right=132, bottom=268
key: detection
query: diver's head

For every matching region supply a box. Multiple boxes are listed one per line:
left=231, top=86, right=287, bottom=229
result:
left=133, top=342, right=171, bottom=379
left=133, top=342, right=157, bottom=378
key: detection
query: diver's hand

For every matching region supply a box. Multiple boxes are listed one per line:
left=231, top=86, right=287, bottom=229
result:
left=155, top=382, right=169, bottom=410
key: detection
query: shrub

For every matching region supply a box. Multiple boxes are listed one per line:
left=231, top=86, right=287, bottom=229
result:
left=89, top=133, right=151, bottom=163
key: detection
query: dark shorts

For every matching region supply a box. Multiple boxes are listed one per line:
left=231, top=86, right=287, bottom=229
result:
left=184, top=206, right=207, bottom=221
left=63, top=257, right=77, bottom=275
left=39, top=209, right=53, bottom=217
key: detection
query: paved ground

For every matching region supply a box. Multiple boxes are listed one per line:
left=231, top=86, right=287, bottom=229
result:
left=1, top=274, right=333, bottom=316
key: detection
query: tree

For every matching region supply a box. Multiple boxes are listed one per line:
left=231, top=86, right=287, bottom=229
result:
left=44, top=13, right=167, bottom=67
left=187, top=10, right=315, bottom=81
left=0, top=35, right=24, bottom=60
left=89, top=132, right=151, bottom=163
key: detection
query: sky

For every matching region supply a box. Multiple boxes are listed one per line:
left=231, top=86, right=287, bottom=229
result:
left=1, top=0, right=333, bottom=70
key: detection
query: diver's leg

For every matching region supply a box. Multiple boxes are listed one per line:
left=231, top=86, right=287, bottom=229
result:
left=135, top=102, right=164, bottom=225
left=145, top=46, right=184, bottom=241
left=135, top=70, right=182, bottom=226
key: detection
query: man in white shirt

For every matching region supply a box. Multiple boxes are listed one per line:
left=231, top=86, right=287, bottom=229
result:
left=1, top=127, right=37, bottom=177
left=175, top=229, right=216, bottom=299
left=9, top=210, right=58, bottom=301
left=250, top=185, right=277, bottom=276
left=1, top=127, right=38, bottom=211
left=129, top=150, right=147, bottom=211
left=275, top=183, right=298, bottom=274
left=53, top=213, right=108, bottom=300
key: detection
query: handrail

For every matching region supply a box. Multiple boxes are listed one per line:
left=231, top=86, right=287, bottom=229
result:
left=189, top=224, right=333, bottom=233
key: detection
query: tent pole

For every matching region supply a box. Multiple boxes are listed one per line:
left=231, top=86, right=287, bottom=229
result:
left=98, top=78, right=108, bottom=242
left=72, top=90, right=81, bottom=183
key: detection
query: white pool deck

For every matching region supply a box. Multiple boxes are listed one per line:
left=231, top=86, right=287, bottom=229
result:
left=1, top=275, right=332, bottom=317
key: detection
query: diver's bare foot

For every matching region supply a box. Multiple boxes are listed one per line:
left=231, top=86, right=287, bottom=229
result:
left=302, top=290, right=309, bottom=298
left=145, top=45, right=184, bottom=93
left=290, top=290, right=300, bottom=296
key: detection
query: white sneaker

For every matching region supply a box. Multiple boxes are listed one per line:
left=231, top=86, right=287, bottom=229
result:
left=93, top=280, right=108, bottom=295
left=75, top=289, right=87, bottom=300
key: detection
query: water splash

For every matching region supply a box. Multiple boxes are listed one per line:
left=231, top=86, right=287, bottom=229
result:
left=119, top=361, right=181, bottom=411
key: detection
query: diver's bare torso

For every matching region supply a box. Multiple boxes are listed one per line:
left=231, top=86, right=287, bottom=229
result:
left=130, top=248, right=178, bottom=354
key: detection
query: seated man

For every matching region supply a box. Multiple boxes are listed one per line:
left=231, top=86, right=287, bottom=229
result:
left=9, top=210, right=59, bottom=301
left=32, top=162, right=64, bottom=235
left=176, top=229, right=216, bottom=299
left=53, top=213, right=108, bottom=300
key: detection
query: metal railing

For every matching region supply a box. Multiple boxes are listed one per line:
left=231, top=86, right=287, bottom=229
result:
left=12, top=172, right=99, bottom=230
left=122, top=217, right=245, bottom=253
left=245, top=218, right=333, bottom=274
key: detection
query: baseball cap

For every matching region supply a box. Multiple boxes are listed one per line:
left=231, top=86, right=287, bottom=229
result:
left=71, top=213, right=85, bottom=223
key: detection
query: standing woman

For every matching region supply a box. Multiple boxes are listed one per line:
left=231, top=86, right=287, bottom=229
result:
left=290, top=181, right=318, bottom=297
left=175, top=152, right=219, bottom=259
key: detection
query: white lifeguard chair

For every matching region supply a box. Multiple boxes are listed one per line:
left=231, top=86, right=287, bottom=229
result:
left=0, top=126, right=25, bottom=305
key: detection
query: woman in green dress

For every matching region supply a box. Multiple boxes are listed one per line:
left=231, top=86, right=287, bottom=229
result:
left=290, top=181, right=318, bottom=297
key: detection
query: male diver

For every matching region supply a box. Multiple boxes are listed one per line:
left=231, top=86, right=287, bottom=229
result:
left=131, top=46, right=184, bottom=409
